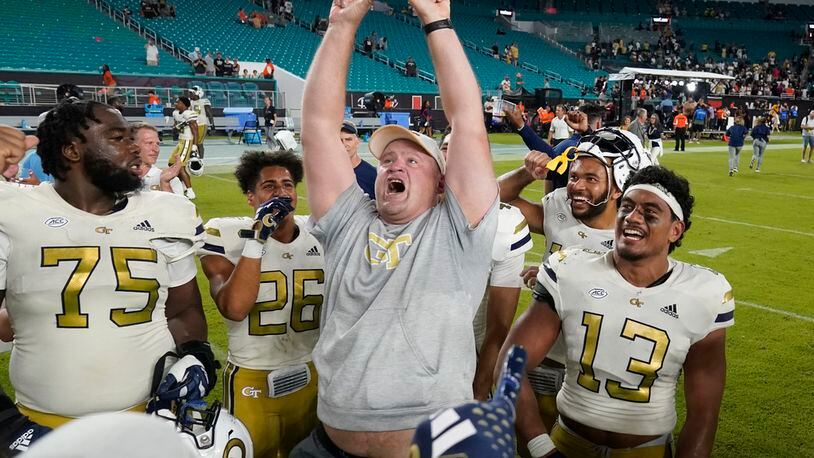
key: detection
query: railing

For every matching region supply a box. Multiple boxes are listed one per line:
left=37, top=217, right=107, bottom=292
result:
left=0, top=83, right=283, bottom=109
left=87, top=0, right=193, bottom=65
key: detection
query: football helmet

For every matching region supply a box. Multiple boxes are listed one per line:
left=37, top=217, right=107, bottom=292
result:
left=187, top=149, right=205, bottom=176
left=155, top=400, right=253, bottom=458
left=409, top=346, right=527, bottom=458
left=273, top=130, right=298, bottom=152
left=575, top=128, right=652, bottom=191
left=191, top=85, right=205, bottom=99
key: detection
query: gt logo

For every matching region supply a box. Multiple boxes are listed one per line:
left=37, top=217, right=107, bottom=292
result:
left=241, top=387, right=262, bottom=398
left=95, top=226, right=113, bottom=234
left=365, top=233, right=412, bottom=270
left=282, top=252, right=293, bottom=259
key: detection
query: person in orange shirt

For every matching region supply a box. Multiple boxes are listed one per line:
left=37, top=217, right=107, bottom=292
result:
left=262, top=58, right=275, bottom=79
left=147, top=90, right=161, bottom=106
left=101, top=64, right=116, bottom=88
left=673, top=109, right=688, bottom=151
left=536, top=105, right=555, bottom=136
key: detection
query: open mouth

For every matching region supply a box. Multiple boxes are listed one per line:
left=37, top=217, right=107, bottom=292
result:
left=387, top=178, right=406, bottom=194
left=622, top=227, right=645, bottom=241
left=571, top=195, right=592, bottom=205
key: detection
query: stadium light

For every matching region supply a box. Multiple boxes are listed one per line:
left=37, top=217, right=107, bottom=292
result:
left=686, top=82, right=698, bottom=92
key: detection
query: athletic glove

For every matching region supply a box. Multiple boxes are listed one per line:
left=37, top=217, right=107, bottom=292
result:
left=147, top=341, right=219, bottom=414
left=238, top=196, right=294, bottom=243
left=0, top=393, right=51, bottom=456
left=410, top=346, right=528, bottom=457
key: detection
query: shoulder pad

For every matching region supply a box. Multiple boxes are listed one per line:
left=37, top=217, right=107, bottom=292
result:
left=199, top=217, right=252, bottom=263
left=492, top=204, right=532, bottom=261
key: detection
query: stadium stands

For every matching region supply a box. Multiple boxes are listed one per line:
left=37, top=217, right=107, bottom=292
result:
left=0, top=0, right=190, bottom=76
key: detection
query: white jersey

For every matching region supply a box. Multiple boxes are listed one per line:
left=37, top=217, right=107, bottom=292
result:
left=536, top=248, right=735, bottom=435
left=0, top=183, right=203, bottom=416
left=172, top=109, right=197, bottom=140
left=542, top=187, right=615, bottom=257
left=540, top=187, right=614, bottom=365
left=141, top=166, right=185, bottom=195
left=473, top=204, right=532, bottom=349
left=190, top=98, right=211, bottom=126
left=199, top=216, right=324, bottom=371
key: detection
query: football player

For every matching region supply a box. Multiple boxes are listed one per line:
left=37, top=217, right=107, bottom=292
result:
left=198, top=150, right=323, bottom=457
left=498, top=128, right=651, bottom=433
left=189, top=86, right=214, bottom=159
left=170, top=96, right=199, bottom=199
left=440, top=133, right=533, bottom=401
left=132, top=122, right=185, bottom=195
left=0, top=101, right=217, bottom=428
left=500, top=166, right=733, bottom=457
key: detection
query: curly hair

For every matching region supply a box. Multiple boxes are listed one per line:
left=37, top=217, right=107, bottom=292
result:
left=623, top=165, right=694, bottom=253
left=36, top=100, right=105, bottom=181
left=234, top=150, right=304, bottom=194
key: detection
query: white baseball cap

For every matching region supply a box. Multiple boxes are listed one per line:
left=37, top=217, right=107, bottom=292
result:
left=368, top=125, right=445, bottom=173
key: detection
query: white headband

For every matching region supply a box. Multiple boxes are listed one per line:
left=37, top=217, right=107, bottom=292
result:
left=623, top=184, right=684, bottom=221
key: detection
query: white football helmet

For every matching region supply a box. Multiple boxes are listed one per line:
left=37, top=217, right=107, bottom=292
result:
left=187, top=152, right=205, bottom=177
left=191, top=85, right=205, bottom=99
left=273, top=129, right=298, bottom=152
left=575, top=128, right=652, bottom=191
left=155, top=401, right=253, bottom=458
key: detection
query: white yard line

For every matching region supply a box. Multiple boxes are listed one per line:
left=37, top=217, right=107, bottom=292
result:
left=696, top=215, right=814, bottom=238
left=736, top=300, right=814, bottom=323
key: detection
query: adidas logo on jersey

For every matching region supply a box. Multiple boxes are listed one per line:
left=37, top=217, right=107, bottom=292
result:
left=306, top=246, right=320, bottom=256
left=133, top=220, right=155, bottom=232
left=601, top=240, right=614, bottom=249
left=660, top=303, right=679, bottom=318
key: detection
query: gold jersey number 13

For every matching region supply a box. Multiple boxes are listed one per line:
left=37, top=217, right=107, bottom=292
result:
left=42, top=246, right=160, bottom=328
left=577, top=311, right=671, bottom=403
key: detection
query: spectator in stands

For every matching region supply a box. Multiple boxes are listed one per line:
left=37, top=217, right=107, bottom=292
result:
left=214, top=52, right=225, bottom=77
left=673, top=108, right=688, bottom=151
left=145, top=40, right=159, bottom=66
left=515, top=72, right=524, bottom=90
left=547, top=105, right=571, bottom=147
left=237, top=7, right=248, bottom=24
left=147, top=90, right=161, bottom=106
left=405, top=56, right=417, bottom=77
left=222, top=56, right=235, bottom=77
left=283, top=0, right=293, bottom=20
left=628, top=108, right=649, bottom=150
left=262, top=58, right=275, bottom=79
left=242, top=69, right=250, bottom=79
left=378, top=36, right=388, bottom=51
left=500, top=75, right=511, bottom=93
left=510, top=42, right=519, bottom=66
left=491, top=43, right=499, bottom=59
left=251, top=69, right=260, bottom=78
left=193, top=54, right=206, bottom=74
left=101, top=64, right=117, bottom=91
left=188, top=47, right=202, bottom=62
left=726, top=117, right=748, bottom=176
left=363, top=35, right=374, bottom=57
left=204, top=51, right=215, bottom=76
left=262, top=95, right=276, bottom=143
left=750, top=117, right=770, bottom=173
left=340, top=121, right=376, bottom=198
left=141, top=0, right=158, bottom=18
left=801, top=110, right=814, bottom=163
left=233, top=58, right=241, bottom=75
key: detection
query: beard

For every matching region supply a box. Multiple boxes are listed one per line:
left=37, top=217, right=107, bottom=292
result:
left=84, top=151, right=142, bottom=195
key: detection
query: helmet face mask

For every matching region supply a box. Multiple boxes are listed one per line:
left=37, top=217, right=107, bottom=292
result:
left=153, top=400, right=253, bottom=457
left=576, top=128, right=652, bottom=191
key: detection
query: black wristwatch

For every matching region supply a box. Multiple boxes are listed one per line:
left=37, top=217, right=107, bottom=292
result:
left=423, top=19, right=453, bottom=35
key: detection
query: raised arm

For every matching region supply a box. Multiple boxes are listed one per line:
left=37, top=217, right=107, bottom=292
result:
left=301, top=0, right=369, bottom=220
left=411, top=0, right=496, bottom=225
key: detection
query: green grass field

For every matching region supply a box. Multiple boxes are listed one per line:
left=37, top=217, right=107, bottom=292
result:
left=2, top=134, right=812, bottom=456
